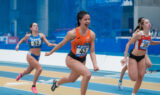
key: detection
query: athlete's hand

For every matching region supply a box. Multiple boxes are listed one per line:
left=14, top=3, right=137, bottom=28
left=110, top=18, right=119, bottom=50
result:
left=93, top=65, right=99, bottom=71
left=146, top=62, right=152, bottom=68
left=45, top=52, right=52, bottom=56
left=121, top=57, right=127, bottom=66
left=15, top=45, right=19, bottom=51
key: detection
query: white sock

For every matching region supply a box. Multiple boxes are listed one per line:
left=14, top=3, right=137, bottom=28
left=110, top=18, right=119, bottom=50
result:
left=56, top=81, right=59, bottom=86
left=132, top=93, right=136, bottom=95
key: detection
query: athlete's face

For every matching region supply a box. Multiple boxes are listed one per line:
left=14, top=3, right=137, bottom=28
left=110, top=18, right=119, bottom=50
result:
left=30, top=23, right=38, bottom=32
left=142, top=19, right=151, bottom=30
left=79, top=14, right=90, bottom=27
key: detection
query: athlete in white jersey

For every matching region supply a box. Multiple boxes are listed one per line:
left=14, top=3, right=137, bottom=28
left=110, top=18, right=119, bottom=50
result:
left=121, top=19, right=160, bottom=95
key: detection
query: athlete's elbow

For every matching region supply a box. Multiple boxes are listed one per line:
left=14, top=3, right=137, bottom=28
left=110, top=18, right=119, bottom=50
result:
left=150, top=42, right=155, bottom=45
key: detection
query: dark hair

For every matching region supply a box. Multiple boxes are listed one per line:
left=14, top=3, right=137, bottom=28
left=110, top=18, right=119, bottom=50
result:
left=77, top=11, right=89, bottom=26
left=134, top=17, right=145, bottom=32
left=134, top=26, right=140, bottom=32
left=29, top=23, right=34, bottom=34
left=138, top=17, right=144, bottom=23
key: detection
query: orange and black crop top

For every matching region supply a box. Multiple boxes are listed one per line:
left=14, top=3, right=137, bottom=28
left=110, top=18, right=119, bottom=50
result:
left=71, top=27, right=91, bottom=58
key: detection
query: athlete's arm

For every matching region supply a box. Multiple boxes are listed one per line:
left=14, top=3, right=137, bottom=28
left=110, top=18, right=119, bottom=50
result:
left=121, top=33, right=141, bottom=64
left=40, top=33, right=57, bottom=47
left=90, top=31, right=99, bottom=71
left=150, top=39, right=160, bottom=45
left=45, top=30, right=75, bottom=56
left=15, top=34, right=29, bottom=51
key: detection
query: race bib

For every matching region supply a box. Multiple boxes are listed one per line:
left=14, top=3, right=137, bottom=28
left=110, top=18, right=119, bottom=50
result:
left=31, top=39, right=41, bottom=47
left=140, top=40, right=150, bottom=50
left=76, top=44, right=89, bottom=57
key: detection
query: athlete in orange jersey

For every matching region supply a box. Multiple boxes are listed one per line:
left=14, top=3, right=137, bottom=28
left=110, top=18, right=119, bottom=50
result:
left=45, top=11, right=99, bottom=95
left=70, top=27, right=91, bottom=60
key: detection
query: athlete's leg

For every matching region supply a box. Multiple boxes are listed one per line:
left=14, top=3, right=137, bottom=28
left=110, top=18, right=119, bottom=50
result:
left=118, top=65, right=127, bottom=89
left=51, top=70, right=80, bottom=92
left=120, top=65, right=127, bottom=81
left=128, top=58, right=138, bottom=81
left=58, top=70, right=80, bottom=85
left=22, top=65, right=34, bottom=76
left=51, top=56, right=82, bottom=92
left=27, top=54, right=42, bottom=86
left=132, top=58, right=146, bottom=94
left=16, top=59, right=34, bottom=81
left=66, top=56, right=91, bottom=95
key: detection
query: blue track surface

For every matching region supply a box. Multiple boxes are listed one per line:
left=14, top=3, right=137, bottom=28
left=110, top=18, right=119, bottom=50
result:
left=0, top=61, right=160, bottom=95
left=0, top=87, right=44, bottom=95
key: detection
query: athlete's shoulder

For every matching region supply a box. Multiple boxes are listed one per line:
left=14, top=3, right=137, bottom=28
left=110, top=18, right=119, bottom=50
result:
left=68, top=28, right=76, bottom=36
left=89, top=30, right=95, bottom=39
left=39, top=33, right=45, bottom=37
left=89, top=29, right=95, bottom=35
left=25, top=33, right=31, bottom=37
left=133, top=31, right=141, bottom=40
left=69, top=28, right=76, bottom=33
left=138, top=30, right=144, bottom=35
left=65, top=28, right=76, bottom=39
left=24, top=33, right=31, bottom=39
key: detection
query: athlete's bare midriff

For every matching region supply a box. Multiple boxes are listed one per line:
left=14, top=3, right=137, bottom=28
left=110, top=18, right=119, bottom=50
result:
left=132, top=49, right=146, bottom=56
left=29, top=48, right=41, bottom=56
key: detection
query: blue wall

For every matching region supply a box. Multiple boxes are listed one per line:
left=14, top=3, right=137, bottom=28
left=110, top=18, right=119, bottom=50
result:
left=1, top=0, right=159, bottom=56
left=0, top=0, right=123, bottom=39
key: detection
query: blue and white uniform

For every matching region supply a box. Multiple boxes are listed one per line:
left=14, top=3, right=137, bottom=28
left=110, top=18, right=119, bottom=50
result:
left=28, top=34, right=43, bottom=61
left=28, top=34, right=43, bottom=48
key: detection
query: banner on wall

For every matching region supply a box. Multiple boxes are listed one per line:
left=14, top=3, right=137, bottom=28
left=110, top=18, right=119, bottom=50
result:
left=7, top=36, right=18, bottom=44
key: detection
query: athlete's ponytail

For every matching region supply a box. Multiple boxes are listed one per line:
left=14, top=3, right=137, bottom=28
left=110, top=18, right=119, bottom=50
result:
left=29, top=23, right=34, bottom=34
left=134, top=17, right=145, bottom=32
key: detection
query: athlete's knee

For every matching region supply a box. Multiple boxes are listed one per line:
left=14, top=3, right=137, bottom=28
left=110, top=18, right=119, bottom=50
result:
left=36, top=67, right=42, bottom=72
left=139, top=73, right=144, bottom=79
left=84, top=72, right=91, bottom=80
left=39, top=68, right=42, bottom=72
left=130, top=77, right=138, bottom=81
left=129, top=74, right=138, bottom=81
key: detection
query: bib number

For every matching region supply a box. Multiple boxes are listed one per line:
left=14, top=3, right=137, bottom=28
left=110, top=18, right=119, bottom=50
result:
left=76, top=45, right=89, bottom=57
left=140, top=40, right=150, bottom=50
left=31, top=39, right=41, bottom=46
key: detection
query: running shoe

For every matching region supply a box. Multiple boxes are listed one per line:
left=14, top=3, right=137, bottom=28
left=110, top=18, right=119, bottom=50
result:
left=51, top=79, right=58, bottom=92
left=16, top=73, right=23, bottom=81
left=118, top=80, right=123, bottom=90
left=31, top=86, right=38, bottom=94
